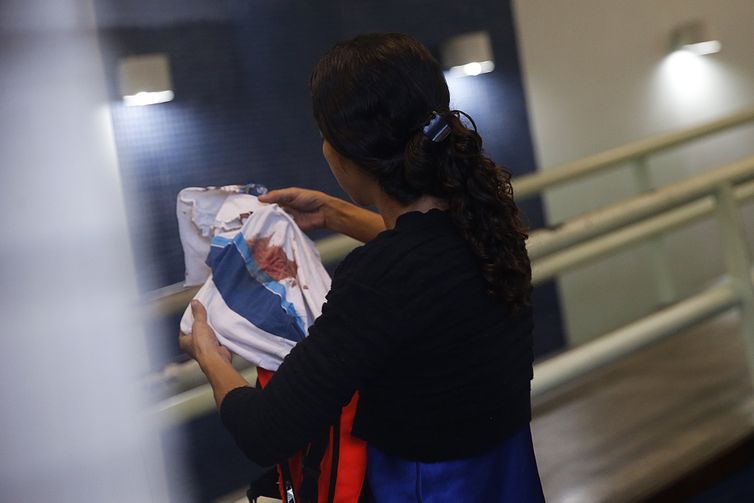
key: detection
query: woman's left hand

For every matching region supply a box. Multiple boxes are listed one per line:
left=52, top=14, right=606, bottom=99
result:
left=179, top=300, right=232, bottom=366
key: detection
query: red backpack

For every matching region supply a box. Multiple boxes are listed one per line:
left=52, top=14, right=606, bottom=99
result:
left=248, top=368, right=368, bottom=503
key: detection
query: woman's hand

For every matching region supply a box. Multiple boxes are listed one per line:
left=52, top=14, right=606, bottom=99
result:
left=258, top=187, right=334, bottom=231
left=179, top=301, right=248, bottom=411
left=179, top=300, right=232, bottom=366
left=260, top=187, right=385, bottom=242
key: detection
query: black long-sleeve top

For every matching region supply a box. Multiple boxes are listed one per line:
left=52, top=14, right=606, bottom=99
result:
left=220, top=208, right=534, bottom=466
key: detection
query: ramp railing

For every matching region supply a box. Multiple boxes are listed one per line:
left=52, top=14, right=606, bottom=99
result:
left=142, top=108, right=754, bottom=427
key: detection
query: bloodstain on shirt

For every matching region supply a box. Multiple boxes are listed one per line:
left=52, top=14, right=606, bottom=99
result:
left=247, top=235, right=298, bottom=282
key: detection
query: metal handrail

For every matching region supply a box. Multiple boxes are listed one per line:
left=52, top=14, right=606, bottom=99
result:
left=150, top=366, right=259, bottom=429
left=513, top=106, right=754, bottom=199
left=532, top=280, right=740, bottom=396
left=527, top=155, right=754, bottom=260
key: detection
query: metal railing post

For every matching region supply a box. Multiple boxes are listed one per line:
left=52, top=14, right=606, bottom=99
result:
left=632, top=156, right=676, bottom=306
left=714, top=182, right=754, bottom=387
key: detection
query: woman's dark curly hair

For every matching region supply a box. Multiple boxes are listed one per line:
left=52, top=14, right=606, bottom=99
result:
left=310, top=33, right=531, bottom=312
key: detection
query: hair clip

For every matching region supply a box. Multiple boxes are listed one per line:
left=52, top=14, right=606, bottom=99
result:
left=422, top=111, right=451, bottom=143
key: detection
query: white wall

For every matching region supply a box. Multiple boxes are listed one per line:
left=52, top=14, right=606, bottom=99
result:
left=512, top=0, right=754, bottom=344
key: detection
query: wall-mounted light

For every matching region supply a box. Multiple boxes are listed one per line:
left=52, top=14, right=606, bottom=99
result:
left=118, top=53, right=174, bottom=106
left=669, top=21, right=721, bottom=56
left=441, top=31, right=495, bottom=78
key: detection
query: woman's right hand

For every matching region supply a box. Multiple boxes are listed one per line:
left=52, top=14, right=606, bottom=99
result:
left=258, top=187, right=334, bottom=231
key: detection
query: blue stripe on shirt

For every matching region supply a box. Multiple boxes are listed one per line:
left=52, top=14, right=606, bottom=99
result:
left=207, top=235, right=306, bottom=343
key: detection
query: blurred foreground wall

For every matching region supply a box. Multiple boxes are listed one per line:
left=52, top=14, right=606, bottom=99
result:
left=0, top=1, right=174, bottom=501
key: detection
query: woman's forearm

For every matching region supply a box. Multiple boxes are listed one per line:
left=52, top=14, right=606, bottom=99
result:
left=199, top=353, right=251, bottom=410
left=324, top=197, right=386, bottom=243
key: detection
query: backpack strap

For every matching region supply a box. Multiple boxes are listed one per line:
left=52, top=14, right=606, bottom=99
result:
left=299, top=427, right=331, bottom=503
left=326, top=417, right=341, bottom=503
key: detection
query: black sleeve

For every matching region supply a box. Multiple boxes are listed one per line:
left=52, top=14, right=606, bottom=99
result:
left=220, top=275, right=402, bottom=467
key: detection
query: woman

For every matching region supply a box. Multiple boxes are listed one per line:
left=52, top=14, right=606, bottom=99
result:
left=180, top=33, right=545, bottom=501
